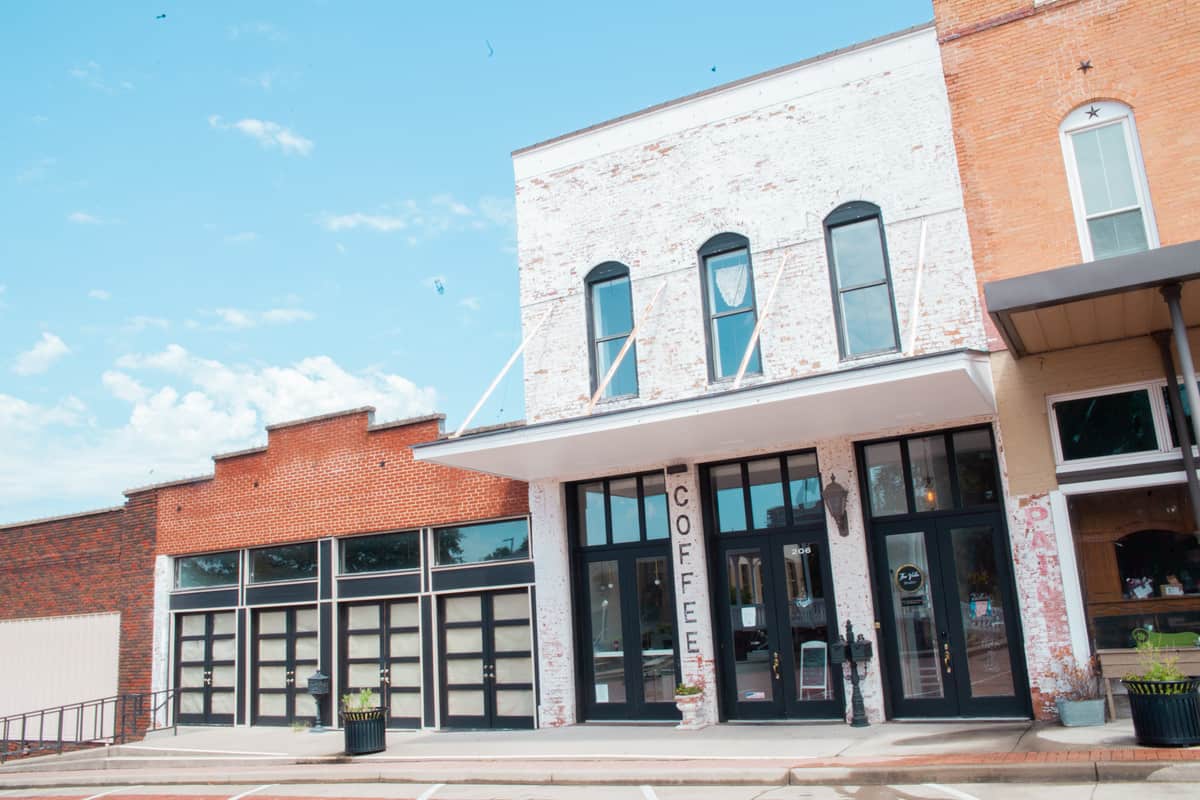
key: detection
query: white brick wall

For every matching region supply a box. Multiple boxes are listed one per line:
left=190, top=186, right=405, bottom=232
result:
left=514, top=26, right=985, bottom=424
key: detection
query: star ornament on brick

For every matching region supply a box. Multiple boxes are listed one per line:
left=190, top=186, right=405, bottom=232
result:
left=1078, top=59, right=1093, bottom=73
left=1086, top=105, right=1101, bottom=119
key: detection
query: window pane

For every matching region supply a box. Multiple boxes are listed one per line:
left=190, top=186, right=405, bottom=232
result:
left=642, top=473, right=670, bottom=540
left=1073, top=123, right=1138, bottom=216
left=908, top=435, right=954, bottom=513
left=249, top=542, right=317, bottom=584
left=830, top=218, right=887, bottom=288
left=706, top=249, right=752, bottom=313
left=1054, top=390, right=1158, bottom=461
left=578, top=482, right=607, bottom=546
left=591, top=275, right=633, bottom=338
left=711, top=464, right=747, bottom=533
left=953, top=429, right=999, bottom=506
left=713, top=310, right=760, bottom=378
left=787, top=453, right=823, bottom=519
left=1163, top=384, right=1200, bottom=448
left=864, top=442, right=908, bottom=516
left=1088, top=209, right=1148, bottom=260
left=176, top=551, right=239, bottom=589
left=596, top=337, right=638, bottom=398
left=610, top=477, right=640, bottom=544
left=747, top=458, right=786, bottom=529
left=435, top=519, right=529, bottom=566
left=341, top=531, right=420, bottom=574
left=841, top=284, right=898, bottom=357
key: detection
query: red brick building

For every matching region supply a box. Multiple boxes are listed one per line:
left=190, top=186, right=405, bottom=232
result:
left=934, top=0, right=1200, bottom=717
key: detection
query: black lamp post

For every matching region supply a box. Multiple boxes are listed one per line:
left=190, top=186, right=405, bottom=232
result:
left=307, top=670, right=330, bottom=733
left=823, top=474, right=849, bottom=537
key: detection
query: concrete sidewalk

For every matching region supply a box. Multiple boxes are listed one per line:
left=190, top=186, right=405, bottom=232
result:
left=1, top=720, right=1198, bottom=788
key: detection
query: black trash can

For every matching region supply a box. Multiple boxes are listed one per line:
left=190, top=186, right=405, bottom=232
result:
left=341, top=708, right=386, bottom=755
left=1123, top=678, right=1200, bottom=747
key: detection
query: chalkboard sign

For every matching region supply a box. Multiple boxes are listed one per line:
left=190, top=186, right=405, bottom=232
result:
left=895, top=563, right=924, bottom=593
left=798, top=641, right=828, bottom=695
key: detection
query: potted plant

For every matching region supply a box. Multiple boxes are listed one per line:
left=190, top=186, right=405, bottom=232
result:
left=1054, top=657, right=1105, bottom=726
left=340, top=688, right=386, bottom=755
left=674, top=683, right=707, bottom=730
left=1122, top=641, right=1200, bottom=747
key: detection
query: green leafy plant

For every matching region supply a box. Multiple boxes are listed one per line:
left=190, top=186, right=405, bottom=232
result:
left=1124, top=640, right=1187, bottom=683
left=341, top=687, right=380, bottom=711
left=675, top=683, right=702, bottom=696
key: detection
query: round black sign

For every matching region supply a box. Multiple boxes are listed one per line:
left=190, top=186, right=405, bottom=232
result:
left=895, top=563, right=924, bottom=593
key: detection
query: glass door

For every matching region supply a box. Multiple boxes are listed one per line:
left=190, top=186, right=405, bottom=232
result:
left=440, top=590, right=535, bottom=729
left=874, top=513, right=1029, bottom=718
left=578, top=547, right=679, bottom=720
left=716, top=532, right=841, bottom=719
left=251, top=606, right=320, bottom=725
left=340, top=599, right=422, bottom=728
left=175, top=611, right=236, bottom=725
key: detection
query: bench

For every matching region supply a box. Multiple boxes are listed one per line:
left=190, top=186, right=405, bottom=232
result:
left=1096, top=646, right=1200, bottom=720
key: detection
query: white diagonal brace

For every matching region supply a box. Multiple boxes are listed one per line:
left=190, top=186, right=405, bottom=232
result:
left=904, top=219, right=929, bottom=355
left=586, top=280, right=667, bottom=414
left=732, top=254, right=789, bottom=389
left=451, top=309, right=552, bottom=439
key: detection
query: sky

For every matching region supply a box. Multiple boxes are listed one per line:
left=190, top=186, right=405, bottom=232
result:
left=0, top=1, right=933, bottom=523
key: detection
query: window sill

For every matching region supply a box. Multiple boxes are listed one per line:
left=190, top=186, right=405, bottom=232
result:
left=1055, top=449, right=1188, bottom=474
left=430, top=556, right=533, bottom=572
left=171, top=584, right=239, bottom=595
left=339, top=567, right=421, bottom=580
left=838, top=347, right=901, bottom=364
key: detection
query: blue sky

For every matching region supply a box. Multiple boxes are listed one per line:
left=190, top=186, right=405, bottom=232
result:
left=0, top=1, right=932, bottom=522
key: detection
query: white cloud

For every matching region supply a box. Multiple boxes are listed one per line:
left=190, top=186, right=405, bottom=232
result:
left=209, top=115, right=313, bottom=156
left=316, top=194, right=513, bottom=242
left=318, top=212, right=406, bottom=232
left=101, top=370, right=148, bottom=403
left=211, top=307, right=316, bottom=329
left=432, top=194, right=473, bottom=217
left=0, top=393, right=86, bottom=432
left=13, top=332, right=70, bottom=375
left=224, top=231, right=259, bottom=244
left=122, top=315, right=170, bottom=333
left=459, top=296, right=482, bottom=312
left=68, top=211, right=105, bottom=224
left=88, top=289, right=111, bottom=301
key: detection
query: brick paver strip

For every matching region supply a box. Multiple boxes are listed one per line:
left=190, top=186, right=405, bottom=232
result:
left=800, top=747, right=1200, bottom=768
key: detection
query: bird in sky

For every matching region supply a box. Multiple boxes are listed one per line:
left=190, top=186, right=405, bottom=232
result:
left=156, top=13, right=166, bottom=20
left=486, top=40, right=495, bottom=58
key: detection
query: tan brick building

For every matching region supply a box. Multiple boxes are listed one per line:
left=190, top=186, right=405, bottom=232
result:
left=934, top=0, right=1200, bottom=716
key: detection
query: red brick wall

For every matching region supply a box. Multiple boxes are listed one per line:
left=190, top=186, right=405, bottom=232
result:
left=933, top=0, right=1200, bottom=348
left=156, top=410, right=529, bottom=556
left=0, top=490, right=157, bottom=701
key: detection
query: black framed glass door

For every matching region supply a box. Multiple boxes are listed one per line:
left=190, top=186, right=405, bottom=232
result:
left=175, top=610, right=237, bottom=725
left=578, top=545, right=679, bottom=720
left=340, top=599, right=422, bottom=728
left=715, top=531, right=842, bottom=720
left=440, top=590, right=535, bottom=729
left=874, top=512, right=1029, bottom=718
left=251, top=606, right=319, bottom=725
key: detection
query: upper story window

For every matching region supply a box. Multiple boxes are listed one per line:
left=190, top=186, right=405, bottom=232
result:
left=434, top=517, right=529, bottom=566
left=824, top=202, right=900, bottom=360
left=1060, top=101, right=1158, bottom=262
left=175, top=550, right=239, bottom=590
left=340, top=530, right=421, bottom=575
left=574, top=471, right=669, bottom=547
left=699, top=233, right=761, bottom=381
left=248, top=542, right=318, bottom=584
left=586, top=262, right=638, bottom=400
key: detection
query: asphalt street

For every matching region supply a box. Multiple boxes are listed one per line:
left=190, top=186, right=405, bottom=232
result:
left=1, top=783, right=1199, bottom=800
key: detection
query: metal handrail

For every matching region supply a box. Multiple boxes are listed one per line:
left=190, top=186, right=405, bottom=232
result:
left=0, top=689, right=178, bottom=764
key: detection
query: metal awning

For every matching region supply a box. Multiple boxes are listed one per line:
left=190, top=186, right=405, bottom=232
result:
left=414, top=350, right=995, bottom=482
left=984, top=240, right=1200, bottom=357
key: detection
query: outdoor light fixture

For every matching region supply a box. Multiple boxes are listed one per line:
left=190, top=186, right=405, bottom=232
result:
left=823, top=474, right=849, bottom=537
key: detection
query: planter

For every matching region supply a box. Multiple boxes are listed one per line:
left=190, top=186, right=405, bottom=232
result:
left=341, top=708, right=386, bottom=755
left=1056, top=698, right=1106, bottom=727
left=1122, top=678, right=1200, bottom=747
left=674, top=693, right=707, bottom=731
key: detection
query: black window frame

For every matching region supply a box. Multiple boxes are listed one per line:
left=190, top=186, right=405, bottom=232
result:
left=824, top=202, right=901, bottom=361
left=338, top=529, right=423, bottom=576
left=247, top=541, right=319, bottom=585
left=856, top=424, right=1003, bottom=522
left=585, top=261, right=639, bottom=401
left=698, top=233, right=761, bottom=383
left=174, top=549, right=241, bottom=591
left=431, top=516, right=531, bottom=568
left=569, top=471, right=671, bottom=549
left=699, top=449, right=824, bottom=535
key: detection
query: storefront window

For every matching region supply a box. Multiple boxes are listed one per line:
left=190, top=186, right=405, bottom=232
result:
left=712, top=464, right=747, bottom=533
left=1053, top=389, right=1158, bottom=461
left=863, top=428, right=1000, bottom=518
left=579, top=482, right=607, bottom=547
left=175, top=551, right=239, bottom=589
left=574, top=472, right=672, bottom=547
left=908, top=435, right=953, bottom=513
left=953, top=429, right=999, bottom=506
left=610, top=477, right=641, bottom=544
left=434, top=518, right=529, bottom=566
left=747, top=458, right=786, bottom=529
left=707, top=451, right=823, bottom=533
left=787, top=453, right=823, bottom=520
left=340, top=530, right=420, bottom=574
left=642, top=473, right=670, bottom=541
left=249, top=542, right=318, bottom=583
left=864, top=441, right=906, bottom=516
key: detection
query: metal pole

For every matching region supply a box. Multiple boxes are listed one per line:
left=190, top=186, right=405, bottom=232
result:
left=1153, top=331, right=1200, bottom=531
left=1161, top=283, right=1200, bottom=535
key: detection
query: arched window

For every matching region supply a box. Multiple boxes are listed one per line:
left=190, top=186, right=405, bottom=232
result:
left=586, top=262, right=638, bottom=399
left=699, top=233, right=761, bottom=381
left=1060, top=101, right=1158, bottom=261
left=824, top=202, right=899, bottom=359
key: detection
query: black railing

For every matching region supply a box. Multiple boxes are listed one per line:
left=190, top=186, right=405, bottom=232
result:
left=0, top=689, right=178, bottom=764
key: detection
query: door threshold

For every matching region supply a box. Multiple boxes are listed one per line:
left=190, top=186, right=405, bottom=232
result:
left=890, top=717, right=1032, bottom=723
left=723, top=719, right=844, bottom=725
left=581, top=720, right=679, bottom=726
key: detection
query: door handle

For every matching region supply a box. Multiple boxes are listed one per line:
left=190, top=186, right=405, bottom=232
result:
left=771, top=651, right=781, bottom=680
left=942, top=643, right=952, bottom=674
left=380, top=667, right=390, bottom=685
